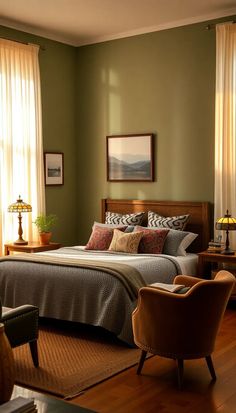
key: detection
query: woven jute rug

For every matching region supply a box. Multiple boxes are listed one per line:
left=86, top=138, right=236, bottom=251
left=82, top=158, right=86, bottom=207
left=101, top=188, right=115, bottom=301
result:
left=13, top=320, right=141, bottom=399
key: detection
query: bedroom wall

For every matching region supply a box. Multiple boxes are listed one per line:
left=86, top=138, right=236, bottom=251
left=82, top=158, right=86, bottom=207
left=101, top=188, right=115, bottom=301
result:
left=76, top=20, right=218, bottom=243
left=1, top=16, right=235, bottom=246
left=0, top=26, right=78, bottom=245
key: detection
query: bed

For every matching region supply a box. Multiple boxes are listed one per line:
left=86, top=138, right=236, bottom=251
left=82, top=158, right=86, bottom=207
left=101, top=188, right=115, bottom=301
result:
left=0, top=199, right=210, bottom=345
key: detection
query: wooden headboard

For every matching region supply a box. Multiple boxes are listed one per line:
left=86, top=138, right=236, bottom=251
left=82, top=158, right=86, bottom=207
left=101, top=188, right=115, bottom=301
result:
left=101, top=199, right=211, bottom=253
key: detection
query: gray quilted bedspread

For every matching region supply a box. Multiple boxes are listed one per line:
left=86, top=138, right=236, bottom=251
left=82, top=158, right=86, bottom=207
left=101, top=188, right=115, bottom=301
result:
left=0, top=247, right=181, bottom=345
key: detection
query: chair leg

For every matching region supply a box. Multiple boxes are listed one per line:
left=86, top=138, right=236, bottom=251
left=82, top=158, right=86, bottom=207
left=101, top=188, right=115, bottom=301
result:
left=206, top=355, right=216, bottom=381
left=137, top=350, right=147, bottom=375
left=177, top=358, right=184, bottom=390
left=29, top=340, right=39, bottom=367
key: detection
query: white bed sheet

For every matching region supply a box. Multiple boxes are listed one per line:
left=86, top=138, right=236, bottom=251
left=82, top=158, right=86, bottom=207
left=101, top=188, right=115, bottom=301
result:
left=174, top=253, right=198, bottom=276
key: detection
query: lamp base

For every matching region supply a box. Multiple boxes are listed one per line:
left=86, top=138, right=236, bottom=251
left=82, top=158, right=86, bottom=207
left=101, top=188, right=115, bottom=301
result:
left=221, top=248, right=234, bottom=255
left=14, top=239, right=28, bottom=245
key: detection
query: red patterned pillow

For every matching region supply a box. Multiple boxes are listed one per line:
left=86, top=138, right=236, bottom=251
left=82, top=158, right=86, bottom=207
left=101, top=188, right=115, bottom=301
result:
left=134, top=226, right=169, bottom=254
left=85, top=225, right=126, bottom=250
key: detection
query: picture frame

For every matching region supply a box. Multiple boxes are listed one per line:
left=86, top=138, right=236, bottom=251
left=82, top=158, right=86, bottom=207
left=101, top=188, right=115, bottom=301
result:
left=44, top=152, right=64, bottom=186
left=106, top=134, right=154, bottom=182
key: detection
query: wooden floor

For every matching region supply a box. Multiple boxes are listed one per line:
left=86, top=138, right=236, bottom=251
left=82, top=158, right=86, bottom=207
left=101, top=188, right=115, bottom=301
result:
left=70, top=303, right=236, bottom=413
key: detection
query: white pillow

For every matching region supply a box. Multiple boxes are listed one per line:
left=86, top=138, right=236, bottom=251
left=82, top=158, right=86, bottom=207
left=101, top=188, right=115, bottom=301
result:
left=93, top=221, right=126, bottom=229
left=93, top=221, right=134, bottom=233
left=177, top=232, right=198, bottom=256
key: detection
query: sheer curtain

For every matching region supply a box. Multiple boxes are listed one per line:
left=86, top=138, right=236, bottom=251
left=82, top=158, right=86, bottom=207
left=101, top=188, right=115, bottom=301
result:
left=214, top=23, right=236, bottom=247
left=0, top=39, right=45, bottom=253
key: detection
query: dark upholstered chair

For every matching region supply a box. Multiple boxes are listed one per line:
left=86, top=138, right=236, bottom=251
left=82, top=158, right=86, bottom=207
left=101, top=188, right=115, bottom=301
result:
left=132, top=270, right=235, bottom=389
left=0, top=297, right=39, bottom=367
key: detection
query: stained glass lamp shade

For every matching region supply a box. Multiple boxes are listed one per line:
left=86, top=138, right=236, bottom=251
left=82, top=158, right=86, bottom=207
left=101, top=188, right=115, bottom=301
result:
left=215, top=210, right=236, bottom=255
left=8, top=196, right=32, bottom=245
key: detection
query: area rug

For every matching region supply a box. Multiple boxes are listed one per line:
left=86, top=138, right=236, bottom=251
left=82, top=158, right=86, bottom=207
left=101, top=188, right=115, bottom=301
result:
left=13, top=320, right=142, bottom=399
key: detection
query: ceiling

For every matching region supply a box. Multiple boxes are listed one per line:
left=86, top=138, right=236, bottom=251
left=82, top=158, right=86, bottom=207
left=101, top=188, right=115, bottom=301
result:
left=0, top=0, right=235, bottom=47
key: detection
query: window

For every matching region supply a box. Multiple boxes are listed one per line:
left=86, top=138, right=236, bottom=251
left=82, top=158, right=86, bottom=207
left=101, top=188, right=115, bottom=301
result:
left=0, top=39, right=45, bottom=252
left=214, top=23, right=236, bottom=248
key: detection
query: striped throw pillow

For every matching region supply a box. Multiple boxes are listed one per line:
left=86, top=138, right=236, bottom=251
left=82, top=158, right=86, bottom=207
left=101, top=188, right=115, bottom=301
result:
left=148, top=211, right=190, bottom=231
left=105, top=211, right=145, bottom=226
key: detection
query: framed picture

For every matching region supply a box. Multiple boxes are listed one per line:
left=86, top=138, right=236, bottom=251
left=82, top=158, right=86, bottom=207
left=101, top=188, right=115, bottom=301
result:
left=106, top=134, right=154, bottom=182
left=44, top=152, right=64, bottom=186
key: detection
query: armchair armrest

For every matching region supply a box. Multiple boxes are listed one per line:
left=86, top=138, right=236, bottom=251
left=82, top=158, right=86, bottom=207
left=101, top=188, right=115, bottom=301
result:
left=174, top=275, right=203, bottom=287
left=1, top=305, right=39, bottom=348
left=1, top=305, right=38, bottom=322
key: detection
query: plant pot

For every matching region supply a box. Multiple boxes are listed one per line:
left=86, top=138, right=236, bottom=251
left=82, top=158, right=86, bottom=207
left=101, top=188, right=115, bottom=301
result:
left=0, top=323, right=15, bottom=404
left=39, top=232, right=52, bottom=245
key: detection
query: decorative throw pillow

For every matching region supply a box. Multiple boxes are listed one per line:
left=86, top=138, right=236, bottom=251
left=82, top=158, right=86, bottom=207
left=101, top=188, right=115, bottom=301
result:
left=85, top=225, right=126, bottom=250
left=109, top=229, right=143, bottom=253
left=148, top=211, right=190, bottom=231
left=143, top=227, right=188, bottom=256
left=133, top=226, right=169, bottom=254
left=105, top=211, right=145, bottom=226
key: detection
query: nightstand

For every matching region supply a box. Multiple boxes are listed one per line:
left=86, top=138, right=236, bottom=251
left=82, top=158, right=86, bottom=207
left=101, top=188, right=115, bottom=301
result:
left=4, top=242, right=62, bottom=256
left=198, top=250, right=236, bottom=298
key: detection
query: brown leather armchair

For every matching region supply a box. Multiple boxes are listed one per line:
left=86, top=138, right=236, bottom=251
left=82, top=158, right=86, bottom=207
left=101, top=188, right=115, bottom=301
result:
left=132, top=270, right=235, bottom=388
left=0, top=297, right=39, bottom=367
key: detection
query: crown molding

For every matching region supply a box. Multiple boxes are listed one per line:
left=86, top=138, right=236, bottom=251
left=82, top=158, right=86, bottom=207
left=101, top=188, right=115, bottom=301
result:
left=0, top=18, right=78, bottom=46
left=78, top=8, right=236, bottom=46
left=1, top=7, right=236, bottom=47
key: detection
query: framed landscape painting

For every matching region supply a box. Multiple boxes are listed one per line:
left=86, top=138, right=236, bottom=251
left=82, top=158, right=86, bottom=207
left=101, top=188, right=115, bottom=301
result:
left=106, top=134, right=154, bottom=182
left=44, top=152, right=64, bottom=185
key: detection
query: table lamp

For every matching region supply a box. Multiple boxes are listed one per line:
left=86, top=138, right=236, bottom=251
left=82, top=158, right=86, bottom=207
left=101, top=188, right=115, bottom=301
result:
left=8, top=195, right=32, bottom=245
left=215, top=210, right=236, bottom=255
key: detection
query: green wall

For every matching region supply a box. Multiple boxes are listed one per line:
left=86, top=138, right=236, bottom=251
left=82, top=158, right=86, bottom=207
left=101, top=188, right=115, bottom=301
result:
left=0, top=26, right=78, bottom=245
left=1, top=17, right=235, bottom=245
left=76, top=21, right=218, bottom=243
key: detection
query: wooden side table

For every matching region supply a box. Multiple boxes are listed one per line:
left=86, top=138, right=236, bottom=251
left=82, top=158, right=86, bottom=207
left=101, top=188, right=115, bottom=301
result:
left=4, top=242, right=62, bottom=256
left=198, top=250, right=236, bottom=298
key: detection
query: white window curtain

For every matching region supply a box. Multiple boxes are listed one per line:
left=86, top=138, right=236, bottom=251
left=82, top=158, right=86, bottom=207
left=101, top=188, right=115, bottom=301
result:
left=214, top=23, right=236, bottom=247
left=0, top=39, right=45, bottom=253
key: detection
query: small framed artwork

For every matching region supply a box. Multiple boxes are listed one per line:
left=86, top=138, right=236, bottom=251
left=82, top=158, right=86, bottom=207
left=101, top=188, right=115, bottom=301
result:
left=44, top=152, right=64, bottom=186
left=106, top=134, right=154, bottom=182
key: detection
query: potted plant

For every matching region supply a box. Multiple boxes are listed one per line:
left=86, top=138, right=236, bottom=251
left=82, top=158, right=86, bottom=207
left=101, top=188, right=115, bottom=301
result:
left=33, top=214, right=57, bottom=245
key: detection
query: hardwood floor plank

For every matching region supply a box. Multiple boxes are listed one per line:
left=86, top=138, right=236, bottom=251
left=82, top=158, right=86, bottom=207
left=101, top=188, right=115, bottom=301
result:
left=70, top=308, right=236, bottom=413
